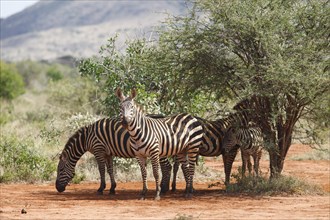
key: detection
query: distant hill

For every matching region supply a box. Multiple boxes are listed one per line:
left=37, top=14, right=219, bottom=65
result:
left=0, top=0, right=187, bottom=61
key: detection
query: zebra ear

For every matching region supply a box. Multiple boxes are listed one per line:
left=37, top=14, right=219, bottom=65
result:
left=115, top=87, right=125, bottom=101
left=131, top=88, right=137, bottom=99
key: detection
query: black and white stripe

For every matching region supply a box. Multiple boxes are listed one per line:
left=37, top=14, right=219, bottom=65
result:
left=171, top=111, right=253, bottom=189
left=55, top=117, right=172, bottom=194
left=222, top=126, right=263, bottom=177
left=116, top=88, right=204, bottom=200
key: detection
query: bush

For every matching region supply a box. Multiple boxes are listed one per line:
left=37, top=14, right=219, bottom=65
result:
left=46, top=66, right=63, bottom=81
left=0, top=61, right=25, bottom=100
left=0, top=135, right=56, bottom=183
left=65, top=112, right=101, bottom=134
left=47, top=77, right=103, bottom=115
left=72, top=173, right=86, bottom=184
left=225, top=170, right=324, bottom=196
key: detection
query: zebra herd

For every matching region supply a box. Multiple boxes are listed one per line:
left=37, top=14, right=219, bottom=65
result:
left=56, top=88, right=264, bottom=200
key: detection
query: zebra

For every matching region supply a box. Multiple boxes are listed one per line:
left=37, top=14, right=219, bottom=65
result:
left=222, top=126, right=263, bottom=177
left=170, top=112, right=253, bottom=191
left=115, top=88, right=204, bottom=200
left=55, top=117, right=172, bottom=194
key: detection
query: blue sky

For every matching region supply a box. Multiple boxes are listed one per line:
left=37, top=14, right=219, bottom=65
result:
left=1, top=0, right=39, bottom=18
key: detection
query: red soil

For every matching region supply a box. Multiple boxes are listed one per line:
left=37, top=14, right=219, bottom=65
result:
left=1, top=144, right=329, bottom=219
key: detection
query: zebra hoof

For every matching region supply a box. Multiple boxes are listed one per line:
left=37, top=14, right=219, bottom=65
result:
left=154, top=196, right=161, bottom=201
left=139, top=197, right=146, bottom=200
left=109, top=190, right=115, bottom=195
left=160, top=188, right=169, bottom=194
left=184, top=193, right=192, bottom=199
left=96, top=191, right=103, bottom=195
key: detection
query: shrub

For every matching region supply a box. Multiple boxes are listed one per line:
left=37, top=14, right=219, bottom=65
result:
left=65, top=112, right=101, bottom=134
left=225, top=170, right=324, bottom=196
left=47, top=77, right=103, bottom=115
left=0, top=135, right=56, bottom=183
left=72, top=173, right=86, bottom=184
left=0, top=61, right=25, bottom=100
left=46, top=66, right=63, bottom=81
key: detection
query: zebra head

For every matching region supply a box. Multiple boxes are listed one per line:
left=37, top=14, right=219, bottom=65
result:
left=115, top=87, right=137, bottom=129
left=55, top=150, right=75, bottom=192
left=222, top=127, right=239, bottom=154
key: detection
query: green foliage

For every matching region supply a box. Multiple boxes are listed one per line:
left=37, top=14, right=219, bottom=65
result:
left=65, top=112, right=101, bottom=134
left=15, top=60, right=79, bottom=90
left=226, top=171, right=324, bottom=196
left=0, top=135, right=56, bottom=183
left=39, top=120, right=63, bottom=147
left=79, top=36, right=215, bottom=116
left=47, top=77, right=103, bottom=115
left=72, top=173, right=86, bottom=184
left=0, top=61, right=25, bottom=100
left=113, top=158, right=139, bottom=172
left=14, top=60, right=45, bottom=89
left=46, top=65, right=63, bottom=81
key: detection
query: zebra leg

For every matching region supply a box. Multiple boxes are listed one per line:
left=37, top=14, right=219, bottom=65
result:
left=105, top=155, right=116, bottom=195
left=224, top=149, right=238, bottom=186
left=96, top=159, right=106, bottom=195
left=150, top=153, right=161, bottom=200
left=241, top=150, right=249, bottom=177
left=185, top=149, right=198, bottom=198
left=160, top=157, right=172, bottom=194
left=137, top=157, right=148, bottom=200
left=180, top=162, right=189, bottom=192
left=247, top=156, right=253, bottom=176
left=176, top=154, right=190, bottom=196
left=171, top=157, right=180, bottom=192
left=178, top=149, right=197, bottom=198
left=253, top=150, right=262, bottom=177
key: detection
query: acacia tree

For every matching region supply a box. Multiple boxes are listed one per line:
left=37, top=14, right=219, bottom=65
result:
left=80, top=0, right=329, bottom=177
left=155, top=0, right=329, bottom=177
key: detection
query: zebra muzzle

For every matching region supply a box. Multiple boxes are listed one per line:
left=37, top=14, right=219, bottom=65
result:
left=55, top=180, right=66, bottom=193
left=121, top=119, right=129, bottom=129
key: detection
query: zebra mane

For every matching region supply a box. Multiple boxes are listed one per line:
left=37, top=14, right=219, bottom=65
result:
left=63, top=123, right=90, bottom=153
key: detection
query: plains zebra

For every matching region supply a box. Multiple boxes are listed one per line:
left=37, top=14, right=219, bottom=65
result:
left=116, top=88, right=204, bottom=200
left=222, top=126, right=263, bottom=177
left=55, top=117, right=172, bottom=194
left=170, top=112, right=253, bottom=190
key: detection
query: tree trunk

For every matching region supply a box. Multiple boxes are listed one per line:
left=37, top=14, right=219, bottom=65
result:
left=234, top=94, right=301, bottom=179
left=268, top=114, right=295, bottom=178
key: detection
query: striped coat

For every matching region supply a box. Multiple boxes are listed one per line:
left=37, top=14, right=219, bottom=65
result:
left=222, top=126, right=263, bottom=176
left=55, top=117, right=172, bottom=194
left=116, top=88, right=204, bottom=200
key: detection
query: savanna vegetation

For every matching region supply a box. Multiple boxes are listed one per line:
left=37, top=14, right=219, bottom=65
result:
left=1, top=0, right=329, bottom=195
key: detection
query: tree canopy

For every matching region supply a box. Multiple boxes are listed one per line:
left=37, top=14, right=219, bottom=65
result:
left=79, top=0, right=329, bottom=177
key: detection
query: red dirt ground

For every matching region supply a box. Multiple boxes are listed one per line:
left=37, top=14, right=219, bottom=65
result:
left=1, top=144, right=329, bottom=220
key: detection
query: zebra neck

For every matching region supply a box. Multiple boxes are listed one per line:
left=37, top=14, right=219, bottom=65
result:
left=127, top=107, right=147, bottom=140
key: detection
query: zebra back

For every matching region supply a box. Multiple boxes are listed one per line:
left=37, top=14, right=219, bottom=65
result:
left=93, top=118, right=134, bottom=158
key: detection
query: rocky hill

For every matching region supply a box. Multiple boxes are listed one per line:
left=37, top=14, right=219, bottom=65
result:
left=1, top=0, right=187, bottom=61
